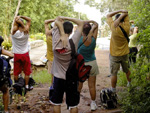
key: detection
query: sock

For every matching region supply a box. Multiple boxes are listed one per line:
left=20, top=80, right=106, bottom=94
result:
left=91, top=100, right=96, bottom=104
left=26, top=85, right=29, bottom=89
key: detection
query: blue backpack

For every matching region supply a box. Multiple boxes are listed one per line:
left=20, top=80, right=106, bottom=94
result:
left=0, top=56, right=11, bottom=87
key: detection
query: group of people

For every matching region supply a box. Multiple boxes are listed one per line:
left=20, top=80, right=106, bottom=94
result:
left=0, top=9, right=139, bottom=113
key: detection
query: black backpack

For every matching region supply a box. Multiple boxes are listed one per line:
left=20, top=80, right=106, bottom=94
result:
left=100, top=88, right=118, bottom=109
left=0, top=56, right=11, bottom=87
left=66, top=39, right=92, bottom=84
left=13, top=76, right=26, bottom=96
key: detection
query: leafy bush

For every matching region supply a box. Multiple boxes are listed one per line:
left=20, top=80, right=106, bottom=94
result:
left=2, top=41, right=12, bottom=50
left=118, top=26, right=150, bottom=113
left=30, top=33, right=46, bottom=42
left=117, top=71, right=127, bottom=87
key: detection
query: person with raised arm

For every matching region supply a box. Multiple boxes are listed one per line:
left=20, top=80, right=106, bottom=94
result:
left=44, top=19, right=55, bottom=86
left=11, top=16, right=32, bottom=91
left=106, top=10, right=131, bottom=92
left=49, top=16, right=85, bottom=113
left=77, top=20, right=99, bottom=111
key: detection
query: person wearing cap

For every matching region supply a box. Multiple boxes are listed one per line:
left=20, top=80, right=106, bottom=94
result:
left=11, top=16, right=32, bottom=91
left=44, top=19, right=55, bottom=85
left=0, top=36, right=14, bottom=113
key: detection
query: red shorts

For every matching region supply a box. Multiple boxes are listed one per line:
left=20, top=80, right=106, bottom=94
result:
left=14, top=52, right=32, bottom=76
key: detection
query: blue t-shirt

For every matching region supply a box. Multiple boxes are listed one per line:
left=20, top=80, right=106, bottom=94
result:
left=77, top=36, right=96, bottom=62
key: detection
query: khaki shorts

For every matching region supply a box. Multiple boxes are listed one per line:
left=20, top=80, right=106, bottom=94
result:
left=47, top=60, right=53, bottom=74
left=109, top=54, right=129, bottom=76
left=85, top=60, right=99, bottom=76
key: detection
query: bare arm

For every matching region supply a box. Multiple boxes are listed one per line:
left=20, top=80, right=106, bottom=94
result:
left=20, top=16, right=31, bottom=31
left=2, top=48, right=14, bottom=57
left=55, top=17, right=68, bottom=48
left=44, top=19, right=55, bottom=36
left=114, top=13, right=128, bottom=27
left=107, top=10, right=128, bottom=27
left=12, top=16, right=24, bottom=35
left=87, top=20, right=98, bottom=39
left=60, top=16, right=85, bottom=33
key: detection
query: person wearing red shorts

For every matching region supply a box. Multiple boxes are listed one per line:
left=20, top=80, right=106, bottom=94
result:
left=11, top=16, right=32, bottom=91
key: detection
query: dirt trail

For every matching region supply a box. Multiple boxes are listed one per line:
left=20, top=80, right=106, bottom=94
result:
left=9, top=50, right=123, bottom=113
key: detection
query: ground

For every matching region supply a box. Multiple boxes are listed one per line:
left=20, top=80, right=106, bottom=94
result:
left=8, top=50, right=123, bottom=113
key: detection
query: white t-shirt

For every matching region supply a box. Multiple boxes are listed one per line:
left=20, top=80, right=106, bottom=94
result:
left=11, top=30, right=29, bottom=54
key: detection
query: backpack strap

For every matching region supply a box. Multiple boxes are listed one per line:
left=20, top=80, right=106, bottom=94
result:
left=78, top=37, right=88, bottom=50
left=69, top=39, right=76, bottom=57
left=119, top=25, right=130, bottom=43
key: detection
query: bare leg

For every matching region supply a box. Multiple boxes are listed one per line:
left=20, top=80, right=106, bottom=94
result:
left=111, top=75, right=117, bottom=88
left=88, top=76, right=96, bottom=100
left=14, top=75, right=19, bottom=83
left=53, top=105, right=61, bottom=113
left=25, top=75, right=29, bottom=86
left=70, top=107, right=78, bottom=113
left=2, top=87, right=9, bottom=112
left=126, top=70, right=131, bottom=82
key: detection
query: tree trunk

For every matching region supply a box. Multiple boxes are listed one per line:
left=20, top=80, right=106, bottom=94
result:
left=11, top=0, right=22, bottom=34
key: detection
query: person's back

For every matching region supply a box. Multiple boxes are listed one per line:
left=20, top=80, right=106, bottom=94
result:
left=11, top=16, right=32, bottom=91
left=77, top=21, right=99, bottom=111
left=49, top=16, right=85, bottom=113
left=78, top=36, right=96, bottom=62
left=106, top=10, right=131, bottom=93
left=107, top=12, right=130, bottom=56
left=12, top=30, right=29, bottom=54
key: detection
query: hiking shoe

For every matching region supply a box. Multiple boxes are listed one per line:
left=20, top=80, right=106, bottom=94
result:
left=91, top=102, right=97, bottom=111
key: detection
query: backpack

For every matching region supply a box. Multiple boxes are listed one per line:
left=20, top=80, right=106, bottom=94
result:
left=0, top=56, right=11, bottom=87
left=13, top=76, right=26, bottom=96
left=66, top=39, right=92, bottom=83
left=100, top=88, right=118, bottom=109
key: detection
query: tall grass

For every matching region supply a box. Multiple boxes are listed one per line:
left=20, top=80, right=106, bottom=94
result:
left=32, top=70, right=52, bottom=84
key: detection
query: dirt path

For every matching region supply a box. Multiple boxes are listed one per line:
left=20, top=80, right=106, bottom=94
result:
left=9, top=50, right=123, bottom=113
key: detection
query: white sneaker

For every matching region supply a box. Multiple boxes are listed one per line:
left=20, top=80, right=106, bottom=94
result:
left=90, top=102, right=97, bottom=111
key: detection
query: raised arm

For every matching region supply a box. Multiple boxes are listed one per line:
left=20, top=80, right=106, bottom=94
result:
left=87, top=20, right=98, bottom=39
left=12, top=16, right=25, bottom=35
left=55, top=17, right=68, bottom=48
left=107, top=10, right=128, bottom=27
left=44, top=19, right=55, bottom=36
left=20, top=16, right=31, bottom=31
left=60, top=16, right=85, bottom=33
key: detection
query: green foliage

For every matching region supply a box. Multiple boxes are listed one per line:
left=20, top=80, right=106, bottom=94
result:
left=30, top=33, right=46, bottom=42
left=32, top=70, right=52, bottom=84
left=128, top=0, right=150, bottom=30
left=118, top=26, right=150, bottom=112
left=0, top=0, right=88, bottom=37
left=117, top=71, right=127, bottom=87
left=85, top=0, right=132, bottom=12
left=2, top=41, right=12, bottom=50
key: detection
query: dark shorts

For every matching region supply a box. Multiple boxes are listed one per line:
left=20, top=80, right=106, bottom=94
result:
left=109, top=54, right=129, bottom=76
left=14, top=52, right=32, bottom=76
left=49, top=76, right=80, bottom=109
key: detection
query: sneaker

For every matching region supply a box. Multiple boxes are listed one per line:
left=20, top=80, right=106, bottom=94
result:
left=25, top=86, right=33, bottom=91
left=90, top=102, right=97, bottom=111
